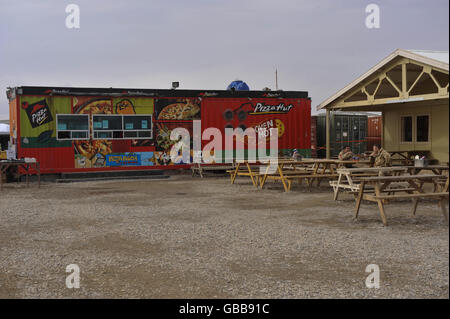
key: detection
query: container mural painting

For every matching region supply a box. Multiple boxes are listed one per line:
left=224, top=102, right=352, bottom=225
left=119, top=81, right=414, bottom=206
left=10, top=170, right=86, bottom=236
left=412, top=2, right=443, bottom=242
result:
left=71, top=96, right=155, bottom=169
left=7, top=86, right=311, bottom=174
left=201, top=98, right=311, bottom=160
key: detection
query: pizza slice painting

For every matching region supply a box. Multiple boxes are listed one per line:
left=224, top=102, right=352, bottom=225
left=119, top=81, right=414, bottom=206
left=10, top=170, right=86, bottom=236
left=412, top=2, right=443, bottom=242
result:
left=156, top=98, right=200, bottom=120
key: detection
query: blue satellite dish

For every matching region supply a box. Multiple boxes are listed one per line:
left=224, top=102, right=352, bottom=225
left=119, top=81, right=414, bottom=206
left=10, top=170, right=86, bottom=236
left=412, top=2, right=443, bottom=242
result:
left=227, top=80, right=250, bottom=91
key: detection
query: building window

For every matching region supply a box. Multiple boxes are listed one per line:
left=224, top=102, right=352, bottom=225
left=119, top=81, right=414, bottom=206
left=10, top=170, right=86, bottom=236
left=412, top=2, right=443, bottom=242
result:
left=93, top=115, right=123, bottom=139
left=416, top=115, right=429, bottom=142
left=56, top=114, right=89, bottom=140
left=401, top=116, right=413, bottom=142
left=93, top=114, right=152, bottom=139
left=123, top=115, right=153, bottom=139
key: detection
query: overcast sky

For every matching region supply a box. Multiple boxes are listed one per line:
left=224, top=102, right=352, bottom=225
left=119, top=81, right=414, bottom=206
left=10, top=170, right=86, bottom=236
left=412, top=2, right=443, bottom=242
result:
left=0, top=0, right=448, bottom=116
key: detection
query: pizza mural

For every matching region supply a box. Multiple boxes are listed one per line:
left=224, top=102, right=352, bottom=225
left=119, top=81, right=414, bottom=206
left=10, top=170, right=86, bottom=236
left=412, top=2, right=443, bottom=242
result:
left=154, top=121, right=193, bottom=165
left=153, top=98, right=199, bottom=165
left=73, top=97, right=155, bottom=168
left=155, top=98, right=201, bottom=120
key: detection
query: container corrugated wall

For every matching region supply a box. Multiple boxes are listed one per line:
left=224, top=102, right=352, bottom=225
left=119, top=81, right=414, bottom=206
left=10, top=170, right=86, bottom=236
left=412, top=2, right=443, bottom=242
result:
left=311, top=115, right=317, bottom=158
left=201, top=97, right=311, bottom=160
left=367, top=116, right=382, bottom=152
left=14, top=92, right=311, bottom=173
left=316, top=113, right=368, bottom=158
left=368, top=116, right=382, bottom=138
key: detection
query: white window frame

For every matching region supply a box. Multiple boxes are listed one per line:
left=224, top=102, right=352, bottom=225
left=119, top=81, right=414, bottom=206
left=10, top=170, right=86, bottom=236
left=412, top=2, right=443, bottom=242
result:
left=92, top=114, right=153, bottom=140
left=122, top=114, right=153, bottom=140
left=92, top=114, right=124, bottom=140
left=56, top=114, right=90, bottom=141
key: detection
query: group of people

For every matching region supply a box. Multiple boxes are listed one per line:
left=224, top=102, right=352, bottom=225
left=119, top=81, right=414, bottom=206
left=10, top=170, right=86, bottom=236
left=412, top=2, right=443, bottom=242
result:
left=338, top=144, right=391, bottom=167
left=290, top=144, right=391, bottom=167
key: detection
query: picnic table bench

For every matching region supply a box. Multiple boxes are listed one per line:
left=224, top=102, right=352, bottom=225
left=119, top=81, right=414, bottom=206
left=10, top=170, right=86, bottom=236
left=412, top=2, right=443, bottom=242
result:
left=258, top=159, right=371, bottom=192
left=389, top=150, right=430, bottom=166
left=0, top=159, right=41, bottom=191
left=191, top=162, right=235, bottom=178
left=258, top=160, right=314, bottom=192
left=331, top=167, right=408, bottom=200
left=228, top=160, right=269, bottom=187
left=354, top=174, right=449, bottom=226
left=406, top=165, right=449, bottom=176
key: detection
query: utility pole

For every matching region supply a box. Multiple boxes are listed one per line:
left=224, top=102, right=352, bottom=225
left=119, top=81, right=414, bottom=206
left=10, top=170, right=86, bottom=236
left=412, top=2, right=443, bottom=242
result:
left=326, top=109, right=331, bottom=159
left=275, top=69, right=279, bottom=91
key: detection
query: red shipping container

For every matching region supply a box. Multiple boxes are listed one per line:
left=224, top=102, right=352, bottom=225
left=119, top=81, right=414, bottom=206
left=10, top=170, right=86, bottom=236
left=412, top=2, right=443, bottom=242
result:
left=367, top=136, right=381, bottom=152
left=311, top=115, right=317, bottom=158
left=368, top=116, right=382, bottom=138
left=200, top=97, right=311, bottom=158
left=7, top=86, right=311, bottom=174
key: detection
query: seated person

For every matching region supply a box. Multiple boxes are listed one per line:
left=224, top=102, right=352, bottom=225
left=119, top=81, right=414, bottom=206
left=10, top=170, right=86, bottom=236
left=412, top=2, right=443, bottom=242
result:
left=338, top=146, right=354, bottom=161
left=292, top=149, right=302, bottom=161
left=369, top=144, right=392, bottom=167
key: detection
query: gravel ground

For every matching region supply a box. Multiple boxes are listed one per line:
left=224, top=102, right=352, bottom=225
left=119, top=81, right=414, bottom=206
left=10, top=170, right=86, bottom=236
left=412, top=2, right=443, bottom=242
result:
left=0, top=174, right=448, bottom=298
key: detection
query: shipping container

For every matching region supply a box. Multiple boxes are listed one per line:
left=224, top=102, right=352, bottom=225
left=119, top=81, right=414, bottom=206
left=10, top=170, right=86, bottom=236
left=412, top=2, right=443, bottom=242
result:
left=316, top=112, right=368, bottom=158
left=366, top=115, right=382, bottom=152
left=366, top=136, right=382, bottom=152
left=368, top=116, right=382, bottom=138
left=200, top=97, right=311, bottom=161
left=311, top=115, right=317, bottom=158
left=6, top=86, right=311, bottom=174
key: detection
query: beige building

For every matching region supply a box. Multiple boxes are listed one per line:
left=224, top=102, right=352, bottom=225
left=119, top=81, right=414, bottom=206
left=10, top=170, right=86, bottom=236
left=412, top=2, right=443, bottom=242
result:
left=317, top=49, right=449, bottom=164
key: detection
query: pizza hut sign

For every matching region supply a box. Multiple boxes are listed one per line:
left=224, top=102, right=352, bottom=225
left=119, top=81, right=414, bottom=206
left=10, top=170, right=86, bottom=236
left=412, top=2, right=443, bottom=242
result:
left=250, top=102, right=294, bottom=115
left=22, top=99, right=53, bottom=128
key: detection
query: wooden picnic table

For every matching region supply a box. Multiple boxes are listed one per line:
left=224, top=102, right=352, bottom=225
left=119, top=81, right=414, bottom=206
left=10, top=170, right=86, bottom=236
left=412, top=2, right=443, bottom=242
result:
left=331, top=166, right=409, bottom=200
left=406, top=165, right=449, bottom=176
left=258, top=159, right=371, bottom=192
left=389, top=150, right=430, bottom=166
left=258, top=159, right=314, bottom=192
left=0, top=160, right=41, bottom=191
left=191, top=162, right=235, bottom=178
left=354, top=174, right=449, bottom=226
left=228, top=160, right=268, bottom=187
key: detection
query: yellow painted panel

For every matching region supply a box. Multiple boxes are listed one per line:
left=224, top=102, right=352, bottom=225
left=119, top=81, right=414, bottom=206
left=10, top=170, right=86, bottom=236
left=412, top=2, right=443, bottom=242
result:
left=431, top=103, right=449, bottom=163
left=383, top=111, right=398, bottom=150
left=382, top=102, right=447, bottom=156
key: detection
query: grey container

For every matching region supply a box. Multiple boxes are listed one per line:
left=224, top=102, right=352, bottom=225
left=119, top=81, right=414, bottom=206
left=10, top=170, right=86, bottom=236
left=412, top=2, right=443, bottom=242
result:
left=316, top=112, right=368, bottom=158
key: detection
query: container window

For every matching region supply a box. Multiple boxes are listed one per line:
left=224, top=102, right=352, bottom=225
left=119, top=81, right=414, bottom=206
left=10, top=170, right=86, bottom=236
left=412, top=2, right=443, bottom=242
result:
left=56, top=114, right=89, bottom=140
left=401, top=116, right=413, bottom=142
left=123, top=115, right=153, bottom=139
left=57, top=131, right=71, bottom=140
left=138, top=131, right=152, bottom=138
left=93, top=115, right=123, bottom=130
left=416, top=115, right=429, bottom=142
left=93, top=114, right=152, bottom=140
left=123, top=115, right=152, bottom=130
left=72, top=131, right=88, bottom=139
left=94, top=131, right=112, bottom=139
left=124, top=131, right=138, bottom=138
